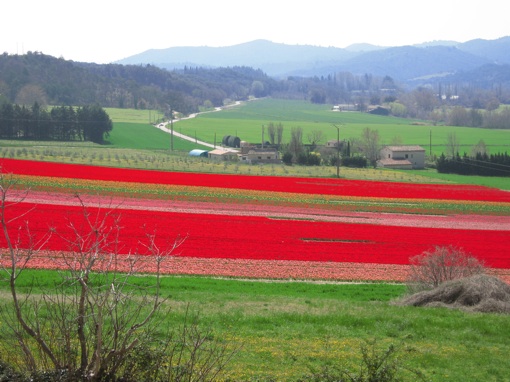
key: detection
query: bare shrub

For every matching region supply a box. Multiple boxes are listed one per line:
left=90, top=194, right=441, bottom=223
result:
left=407, top=245, right=485, bottom=292
left=0, top=173, right=238, bottom=381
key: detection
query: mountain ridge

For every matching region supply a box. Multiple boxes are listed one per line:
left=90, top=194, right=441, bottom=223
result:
left=115, top=37, right=510, bottom=83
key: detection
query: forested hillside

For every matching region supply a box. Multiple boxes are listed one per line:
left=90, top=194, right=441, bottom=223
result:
left=2, top=50, right=510, bottom=125
left=0, top=52, right=278, bottom=114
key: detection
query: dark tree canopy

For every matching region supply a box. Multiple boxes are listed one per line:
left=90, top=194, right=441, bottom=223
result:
left=0, top=102, right=112, bottom=143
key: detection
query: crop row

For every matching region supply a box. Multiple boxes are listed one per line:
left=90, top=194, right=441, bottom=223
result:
left=2, top=201, right=508, bottom=269
left=2, top=158, right=510, bottom=202
left=7, top=173, right=510, bottom=216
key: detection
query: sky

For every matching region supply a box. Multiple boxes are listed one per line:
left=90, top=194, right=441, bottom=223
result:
left=1, top=0, right=508, bottom=64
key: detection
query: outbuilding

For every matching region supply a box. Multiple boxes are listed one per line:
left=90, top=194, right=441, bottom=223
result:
left=189, top=149, right=209, bottom=157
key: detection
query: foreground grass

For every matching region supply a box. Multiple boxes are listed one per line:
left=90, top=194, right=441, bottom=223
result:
left=2, top=270, right=509, bottom=381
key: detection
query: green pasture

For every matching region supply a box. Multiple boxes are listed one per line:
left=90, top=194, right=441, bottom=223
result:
left=2, top=270, right=509, bottom=381
left=104, top=107, right=165, bottom=124
left=174, top=98, right=510, bottom=157
left=106, top=122, right=210, bottom=151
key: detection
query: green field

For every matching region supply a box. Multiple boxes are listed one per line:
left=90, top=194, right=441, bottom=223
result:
left=107, top=122, right=210, bottom=151
left=2, top=270, right=509, bottom=381
left=173, top=99, right=510, bottom=157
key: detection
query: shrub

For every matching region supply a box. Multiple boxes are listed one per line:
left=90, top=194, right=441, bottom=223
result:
left=282, top=152, right=293, bottom=165
left=407, top=245, right=485, bottom=292
left=341, top=156, right=367, bottom=168
left=299, top=339, right=426, bottom=382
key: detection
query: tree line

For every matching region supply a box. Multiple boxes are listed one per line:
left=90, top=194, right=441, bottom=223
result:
left=0, top=102, right=112, bottom=143
left=436, top=152, right=510, bottom=177
left=2, top=52, right=510, bottom=129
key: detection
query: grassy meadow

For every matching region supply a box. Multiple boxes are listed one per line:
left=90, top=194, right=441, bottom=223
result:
left=2, top=270, right=509, bottom=381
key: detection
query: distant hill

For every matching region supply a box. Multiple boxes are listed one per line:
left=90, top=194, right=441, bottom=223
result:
left=116, top=37, right=510, bottom=84
left=312, top=45, right=490, bottom=80
left=423, top=63, right=510, bottom=89
left=457, top=36, right=510, bottom=64
left=117, top=39, right=358, bottom=77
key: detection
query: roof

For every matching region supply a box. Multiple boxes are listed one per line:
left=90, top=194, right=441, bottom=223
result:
left=247, top=148, right=278, bottom=154
left=189, top=149, right=208, bottom=156
left=384, top=145, right=425, bottom=152
left=208, top=149, right=232, bottom=155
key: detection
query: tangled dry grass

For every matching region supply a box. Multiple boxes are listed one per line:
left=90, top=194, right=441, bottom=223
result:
left=396, top=274, right=510, bottom=314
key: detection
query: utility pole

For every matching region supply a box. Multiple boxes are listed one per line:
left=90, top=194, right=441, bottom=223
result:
left=170, top=107, right=174, bottom=151
left=332, top=124, right=341, bottom=178
left=429, top=128, right=432, bottom=157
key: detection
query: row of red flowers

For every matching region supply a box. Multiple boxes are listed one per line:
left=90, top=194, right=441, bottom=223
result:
left=2, top=201, right=508, bottom=269
left=2, top=158, right=510, bottom=202
left=9, top=252, right=509, bottom=283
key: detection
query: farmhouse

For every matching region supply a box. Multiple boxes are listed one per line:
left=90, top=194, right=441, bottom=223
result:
left=240, top=147, right=280, bottom=164
left=377, top=145, right=425, bottom=169
left=326, top=139, right=341, bottom=148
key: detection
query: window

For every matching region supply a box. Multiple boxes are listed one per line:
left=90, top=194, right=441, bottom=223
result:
left=405, top=154, right=409, bottom=159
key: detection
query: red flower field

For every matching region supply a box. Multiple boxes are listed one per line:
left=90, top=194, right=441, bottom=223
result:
left=1, top=158, right=509, bottom=282
left=2, top=158, right=510, bottom=202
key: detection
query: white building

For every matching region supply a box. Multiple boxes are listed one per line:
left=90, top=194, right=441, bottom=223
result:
left=377, top=145, right=426, bottom=169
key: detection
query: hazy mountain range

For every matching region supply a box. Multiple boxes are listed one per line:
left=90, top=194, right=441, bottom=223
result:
left=116, top=37, right=510, bottom=85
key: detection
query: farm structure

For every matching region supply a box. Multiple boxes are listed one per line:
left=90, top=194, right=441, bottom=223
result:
left=377, top=145, right=426, bottom=169
left=222, top=135, right=241, bottom=148
left=326, top=139, right=341, bottom=148
left=239, top=143, right=280, bottom=164
left=189, top=149, right=209, bottom=157
left=208, top=148, right=238, bottom=161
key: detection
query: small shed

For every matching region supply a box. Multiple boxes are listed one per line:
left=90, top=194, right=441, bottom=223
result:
left=189, top=149, right=209, bottom=157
